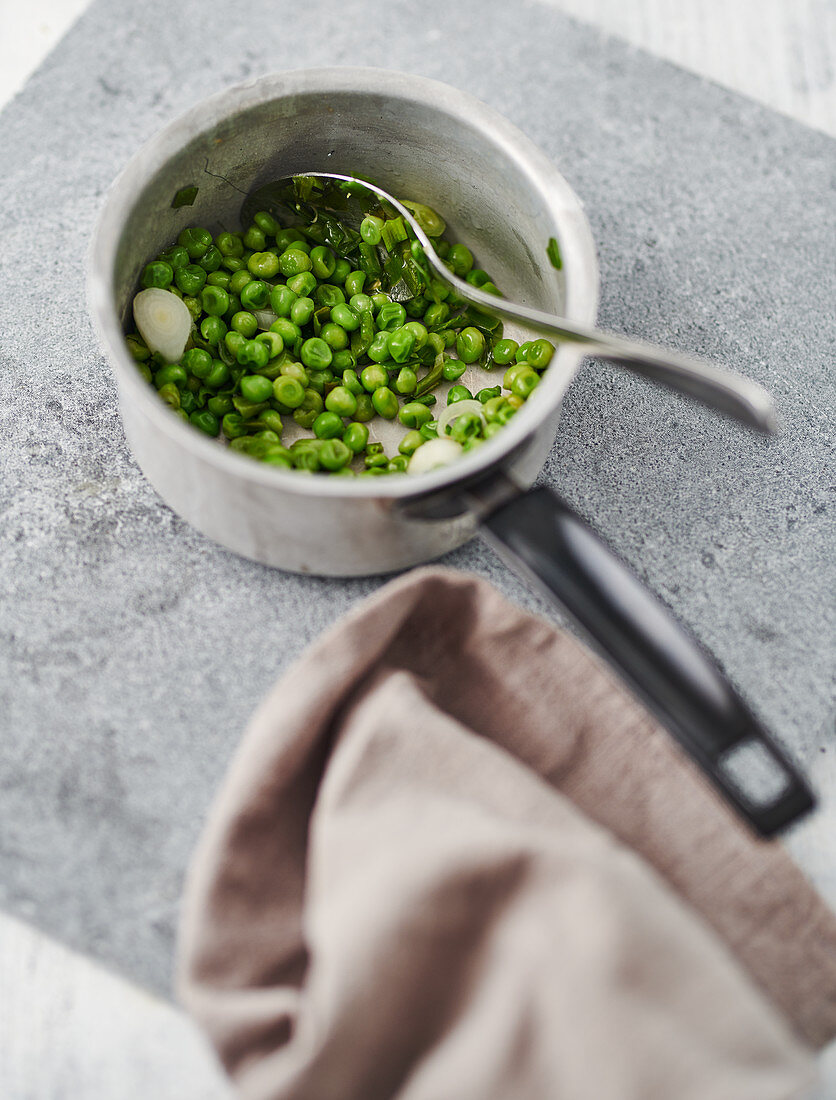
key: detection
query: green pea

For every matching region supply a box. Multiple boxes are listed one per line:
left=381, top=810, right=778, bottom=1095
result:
left=237, top=340, right=270, bottom=370
left=182, top=295, right=202, bottom=322
left=526, top=338, right=556, bottom=369
left=182, top=348, right=213, bottom=379
left=403, top=321, right=428, bottom=349
left=278, top=248, right=312, bottom=277
left=342, top=422, right=369, bottom=454
left=320, top=323, right=349, bottom=352
left=135, top=362, right=153, bottom=383
left=309, top=245, right=337, bottom=279
left=177, top=227, right=212, bottom=260
left=253, top=210, right=280, bottom=235
left=270, top=284, right=297, bottom=317
left=262, top=448, right=294, bottom=469
left=344, top=270, right=365, bottom=297
left=491, top=338, right=518, bottom=366
left=332, top=257, right=352, bottom=284
left=318, top=439, right=352, bottom=471
left=398, top=401, right=433, bottom=428
left=394, top=367, right=417, bottom=395
left=293, top=390, right=324, bottom=430
left=240, top=280, right=270, bottom=310
left=442, top=357, right=467, bottom=383
left=456, top=327, right=485, bottom=364
left=360, top=364, right=388, bottom=392
left=216, top=232, right=244, bottom=258
left=404, top=294, right=428, bottom=318
left=279, top=361, right=309, bottom=386
left=222, top=255, right=246, bottom=273
left=244, top=252, right=277, bottom=280
left=141, top=261, right=173, bottom=289
left=330, top=303, right=360, bottom=331
left=201, top=285, right=230, bottom=317
left=272, top=375, right=305, bottom=408
left=159, top=245, right=189, bottom=270
left=232, top=394, right=268, bottom=420
left=365, top=450, right=389, bottom=469
left=366, top=331, right=391, bottom=364
left=274, top=227, right=306, bottom=251
left=270, top=318, right=301, bottom=345
left=198, top=315, right=225, bottom=347
left=255, top=331, right=284, bottom=359
left=222, top=412, right=248, bottom=438
left=206, top=270, right=231, bottom=289
left=502, top=363, right=529, bottom=390
left=387, top=455, right=410, bottom=474
left=240, top=374, right=274, bottom=403
left=447, top=243, right=474, bottom=276
left=324, top=386, right=357, bottom=418
left=419, top=420, right=439, bottom=440
left=353, top=393, right=375, bottom=422
left=312, top=411, right=344, bottom=439
left=423, top=302, right=449, bottom=327
left=290, top=296, right=315, bottom=327
left=510, top=367, right=540, bottom=399
left=243, top=225, right=267, bottom=251
left=376, top=302, right=407, bottom=332
left=300, top=337, right=333, bottom=370
left=388, top=327, right=416, bottom=364
left=154, top=364, right=187, bottom=389
left=157, top=382, right=181, bottom=409
left=314, top=283, right=344, bottom=309
left=225, top=330, right=246, bottom=358
left=341, top=369, right=363, bottom=396
left=448, top=385, right=473, bottom=405
left=231, top=311, right=258, bottom=338
left=199, top=246, right=223, bottom=273
left=126, top=334, right=151, bottom=361
left=175, top=263, right=207, bottom=295
left=306, top=369, right=335, bottom=395
left=370, top=292, right=390, bottom=311
left=466, top=268, right=491, bottom=287
left=189, top=410, right=220, bottom=436
left=477, top=386, right=502, bottom=404
left=372, top=386, right=398, bottom=419
left=450, top=411, right=484, bottom=444
left=515, top=341, right=534, bottom=363
left=205, top=360, right=230, bottom=390
left=207, top=394, right=233, bottom=417
left=349, top=292, right=373, bottom=314
left=229, top=269, right=253, bottom=295
left=398, top=430, right=425, bottom=456
left=332, top=349, right=356, bottom=372
left=360, top=215, right=383, bottom=245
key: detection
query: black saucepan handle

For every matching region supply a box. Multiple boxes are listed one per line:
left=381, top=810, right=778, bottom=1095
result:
left=479, top=485, right=814, bottom=836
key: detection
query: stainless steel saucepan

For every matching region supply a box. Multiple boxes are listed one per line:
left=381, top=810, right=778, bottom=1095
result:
left=88, top=67, right=813, bottom=835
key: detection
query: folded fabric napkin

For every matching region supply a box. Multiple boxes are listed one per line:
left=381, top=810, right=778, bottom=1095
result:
left=177, top=567, right=836, bottom=1099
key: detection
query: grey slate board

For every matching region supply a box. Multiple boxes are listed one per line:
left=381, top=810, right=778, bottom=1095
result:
left=1, top=0, right=834, bottom=997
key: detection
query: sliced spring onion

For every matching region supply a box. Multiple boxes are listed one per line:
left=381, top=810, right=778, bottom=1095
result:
left=132, top=288, right=191, bottom=363
left=437, top=399, right=485, bottom=437
left=407, top=436, right=463, bottom=474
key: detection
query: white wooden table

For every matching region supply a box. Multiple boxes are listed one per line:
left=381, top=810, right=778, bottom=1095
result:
left=1, top=2, right=834, bottom=1096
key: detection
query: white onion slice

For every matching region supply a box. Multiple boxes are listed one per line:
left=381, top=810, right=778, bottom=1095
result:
left=407, top=437, right=463, bottom=474
left=132, top=288, right=191, bottom=363
left=437, top=399, right=485, bottom=438
left=254, top=308, right=278, bottom=331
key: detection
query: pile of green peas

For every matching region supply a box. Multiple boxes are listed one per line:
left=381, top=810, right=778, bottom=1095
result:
left=126, top=194, right=556, bottom=475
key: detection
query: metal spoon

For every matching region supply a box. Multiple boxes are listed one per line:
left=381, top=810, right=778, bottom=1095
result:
left=244, top=172, right=777, bottom=433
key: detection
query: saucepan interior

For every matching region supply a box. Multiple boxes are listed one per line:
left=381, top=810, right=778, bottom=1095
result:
left=89, top=68, right=599, bottom=571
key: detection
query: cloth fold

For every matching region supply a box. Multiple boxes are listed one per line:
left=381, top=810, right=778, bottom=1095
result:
left=177, top=567, right=836, bottom=1099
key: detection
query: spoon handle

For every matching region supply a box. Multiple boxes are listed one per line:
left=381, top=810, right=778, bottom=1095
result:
left=445, top=281, right=778, bottom=434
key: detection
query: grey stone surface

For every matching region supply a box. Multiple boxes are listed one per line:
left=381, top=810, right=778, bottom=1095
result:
left=0, top=0, right=833, bottom=997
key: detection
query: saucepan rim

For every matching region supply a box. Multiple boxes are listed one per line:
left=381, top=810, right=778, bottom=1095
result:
left=88, top=66, right=600, bottom=500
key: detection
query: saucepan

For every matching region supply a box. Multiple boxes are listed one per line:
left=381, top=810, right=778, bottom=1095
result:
left=88, top=67, right=813, bottom=836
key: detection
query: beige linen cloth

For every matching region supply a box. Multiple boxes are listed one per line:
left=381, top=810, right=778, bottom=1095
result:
left=178, top=567, right=836, bottom=1100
